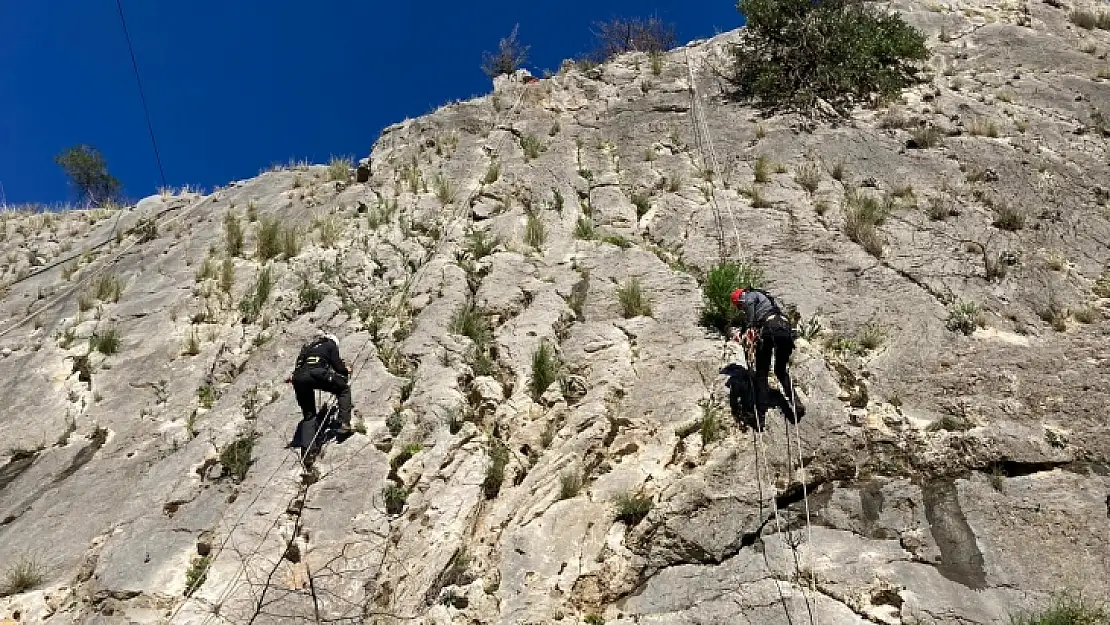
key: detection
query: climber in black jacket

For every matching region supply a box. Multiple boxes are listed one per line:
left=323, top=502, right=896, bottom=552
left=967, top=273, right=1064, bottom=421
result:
left=290, top=332, right=354, bottom=435
left=731, top=288, right=806, bottom=422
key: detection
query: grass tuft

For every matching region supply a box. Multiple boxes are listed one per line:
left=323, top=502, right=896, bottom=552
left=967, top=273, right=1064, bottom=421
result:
left=530, top=342, right=562, bottom=402
left=616, top=278, right=652, bottom=318
left=0, top=556, right=44, bottom=597
left=613, top=491, right=653, bottom=526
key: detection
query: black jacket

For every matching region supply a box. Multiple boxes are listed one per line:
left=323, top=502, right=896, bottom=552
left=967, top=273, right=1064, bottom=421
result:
left=294, top=337, right=348, bottom=376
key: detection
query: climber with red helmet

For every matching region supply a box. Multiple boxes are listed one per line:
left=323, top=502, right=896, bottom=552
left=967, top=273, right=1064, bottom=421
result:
left=730, top=288, right=805, bottom=422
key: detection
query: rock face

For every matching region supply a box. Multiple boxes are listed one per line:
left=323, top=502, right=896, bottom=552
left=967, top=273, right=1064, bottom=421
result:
left=2, top=1, right=1110, bottom=623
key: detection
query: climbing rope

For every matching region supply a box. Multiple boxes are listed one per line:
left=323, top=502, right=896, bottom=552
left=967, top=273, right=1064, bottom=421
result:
left=175, top=77, right=538, bottom=624
left=736, top=337, right=798, bottom=625
left=688, top=45, right=821, bottom=624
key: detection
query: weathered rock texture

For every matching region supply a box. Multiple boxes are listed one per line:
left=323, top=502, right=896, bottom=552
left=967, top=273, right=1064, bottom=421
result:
left=2, top=1, right=1109, bottom=623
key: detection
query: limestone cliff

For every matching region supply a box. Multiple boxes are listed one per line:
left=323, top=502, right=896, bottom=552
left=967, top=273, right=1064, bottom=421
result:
left=1, top=0, right=1108, bottom=623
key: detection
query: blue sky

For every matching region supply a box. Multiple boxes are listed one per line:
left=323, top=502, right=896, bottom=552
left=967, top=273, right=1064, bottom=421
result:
left=1, top=1, right=743, bottom=206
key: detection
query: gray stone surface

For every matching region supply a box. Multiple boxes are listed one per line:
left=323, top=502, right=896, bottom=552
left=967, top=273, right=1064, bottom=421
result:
left=2, top=3, right=1109, bottom=622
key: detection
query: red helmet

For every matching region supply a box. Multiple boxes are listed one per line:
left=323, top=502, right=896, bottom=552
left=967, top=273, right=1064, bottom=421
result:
left=730, top=288, right=744, bottom=307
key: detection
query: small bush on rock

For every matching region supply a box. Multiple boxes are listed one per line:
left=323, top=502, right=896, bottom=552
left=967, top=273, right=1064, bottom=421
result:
left=183, top=556, right=209, bottom=597
left=327, top=156, right=352, bottom=182
left=727, top=0, right=928, bottom=113
left=530, top=342, right=562, bottom=401
left=614, top=491, right=653, bottom=526
left=219, top=432, right=255, bottom=483
left=947, top=301, right=985, bottom=335
left=616, top=278, right=652, bottom=318
left=1009, top=591, right=1108, bottom=625
left=0, top=555, right=43, bottom=597
left=483, top=438, right=510, bottom=499
left=482, top=25, right=529, bottom=78
left=699, top=261, right=765, bottom=333
left=587, top=16, right=677, bottom=62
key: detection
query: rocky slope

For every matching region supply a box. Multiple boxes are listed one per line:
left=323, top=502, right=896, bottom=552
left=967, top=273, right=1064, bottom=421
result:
left=1, top=0, right=1109, bottom=623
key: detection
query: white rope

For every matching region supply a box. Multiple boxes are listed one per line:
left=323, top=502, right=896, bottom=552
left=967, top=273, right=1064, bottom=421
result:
left=730, top=339, right=796, bottom=625
left=787, top=387, right=821, bottom=616
left=684, top=48, right=744, bottom=262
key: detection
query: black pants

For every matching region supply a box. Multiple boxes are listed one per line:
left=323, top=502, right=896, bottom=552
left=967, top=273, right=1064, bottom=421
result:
left=292, top=367, right=352, bottom=425
left=755, top=317, right=797, bottom=415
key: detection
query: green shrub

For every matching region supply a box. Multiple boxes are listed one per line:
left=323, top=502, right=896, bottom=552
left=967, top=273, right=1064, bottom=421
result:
left=927, top=414, right=972, bottom=433
left=530, top=342, right=562, bottom=401
left=219, top=433, right=255, bottom=482
left=183, top=330, right=201, bottom=356
left=390, top=443, right=423, bottom=473
left=94, top=273, right=122, bottom=302
left=183, top=556, right=209, bottom=597
left=481, top=24, right=529, bottom=78
left=856, top=321, right=886, bottom=350
left=992, top=204, right=1026, bottom=232
left=90, top=325, right=121, bottom=355
left=699, top=399, right=722, bottom=444
left=0, top=555, right=44, bottom=597
left=631, top=191, right=652, bottom=218
left=524, top=214, right=547, bottom=250
left=754, top=155, right=772, bottom=183
left=616, top=278, right=652, bottom=318
left=219, top=213, right=241, bottom=256
left=727, top=0, right=928, bottom=113
left=601, top=233, right=632, bottom=249
left=699, top=261, right=765, bottom=333
left=195, top=258, right=217, bottom=283
left=298, top=277, right=325, bottom=313
left=238, top=266, right=274, bottom=324
left=567, top=272, right=589, bottom=320
left=317, top=215, right=342, bottom=248
left=559, top=470, right=583, bottom=500
left=434, top=174, right=454, bottom=205
left=795, top=162, right=821, bottom=193
left=327, top=155, right=352, bottom=182
left=908, top=125, right=944, bottom=149
left=466, top=229, right=500, bottom=259
left=585, top=615, right=606, bottom=625
left=386, top=410, right=404, bottom=436
left=574, top=216, right=596, bottom=240
left=452, top=302, right=492, bottom=347
left=521, top=135, right=545, bottom=161
left=614, top=492, right=653, bottom=526
left=198, top=384, right=217, bottom=409
left=843, top=188, right=888, bottom=257
left=1074, top=306, right=1100, bottom=324
left=1093, top=268, right=1110, bottom=299
left=383, top=483, right=409, bottom=515
left=54, top=144, right=121, bottom=206
left=1070, top=9, right=1101, bottom=30
left=1009, top=592, right=1108, bottom=625
left=947, top=301, right=985, bottom=335
left=483, top=438, right=510, bottom=499
left=482, top=162, right=501, bottom=185
left=282, top=226, right=302, bottom=259
left=219, top=258, right=235, bottom=294
left=255, top=217, right=283, bottom=261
